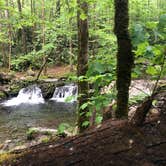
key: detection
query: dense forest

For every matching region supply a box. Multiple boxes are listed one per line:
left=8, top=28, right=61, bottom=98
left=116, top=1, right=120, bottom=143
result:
left=0, top=0, right=166, bottom=165
left=0, top=0, right=165, bottom=72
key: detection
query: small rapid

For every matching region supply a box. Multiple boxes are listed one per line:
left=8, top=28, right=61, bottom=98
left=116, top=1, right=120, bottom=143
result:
left=51, top=84, right=77, bottom=102
left=0, top=84, right=77, bottom=145
left=3, top=85, right=44, bottom=107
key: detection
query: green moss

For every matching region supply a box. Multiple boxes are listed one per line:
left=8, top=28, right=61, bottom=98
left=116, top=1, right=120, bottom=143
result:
left=43, top=131, right=52, bottom=136
left=26, top=128, right=38, bottom=140
left=0, top=153, right=16, bottom=164
left=41, top=137, right=50, bottom=143
left=0, top=91, right=6, bottom=99
left=10, top=85, right=20, bottom=95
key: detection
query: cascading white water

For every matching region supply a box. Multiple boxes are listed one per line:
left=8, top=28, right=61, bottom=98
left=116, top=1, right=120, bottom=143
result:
left=3, top=85, right=44, bottom=106
left=51, top=84, right=77, bottom=102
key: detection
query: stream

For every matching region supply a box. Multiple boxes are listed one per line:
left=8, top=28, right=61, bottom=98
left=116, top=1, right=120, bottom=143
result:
left=0, top=80, right=156, bottom=149
left=0, top=102, right=76, bottom=144
left=0, top=84, right=77, bottom=145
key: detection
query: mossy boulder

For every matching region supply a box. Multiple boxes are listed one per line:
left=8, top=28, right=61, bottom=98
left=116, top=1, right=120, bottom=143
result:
left=8, top=81, right=31, bottom=97
left=0, top=72, right=14, bottom=85
left=38, top=80, right=66, bottom=99
left=0, top=91, right=7, bottom=100
left=38, top=82, right=56, bottom=99
left=6, top=78, right=68, bottom=99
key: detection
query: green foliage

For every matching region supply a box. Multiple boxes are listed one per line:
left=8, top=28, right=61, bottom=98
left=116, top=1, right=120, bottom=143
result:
left=26, top=128, right=38, bottom=140
left=57, top=123, right=70, bottom=135
left=41, top=137, right=50, bottom=143
left=131, top=24, right=147, bottom=47
left=131, top=14, right=166, bottom=79
left=95, top=115, right=103, bottom=124
left=11, top=52, right=40, bottom=71
left=129, top=93, right=148, bottom=105
left=82, top=121, right=90, bottom=127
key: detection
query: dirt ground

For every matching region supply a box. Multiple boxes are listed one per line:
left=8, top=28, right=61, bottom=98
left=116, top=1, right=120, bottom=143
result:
left=10, top=65, right=73, bottom=79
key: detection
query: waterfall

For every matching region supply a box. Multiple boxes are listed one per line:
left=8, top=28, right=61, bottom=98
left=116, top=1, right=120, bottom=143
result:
left=3, top=85, right=44, bottom=106
left=51, top=84, right=77, bottom=102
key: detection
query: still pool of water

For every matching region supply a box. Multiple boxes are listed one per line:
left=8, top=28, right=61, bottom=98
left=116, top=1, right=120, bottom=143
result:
left=0, top=101, right=77, bottom=144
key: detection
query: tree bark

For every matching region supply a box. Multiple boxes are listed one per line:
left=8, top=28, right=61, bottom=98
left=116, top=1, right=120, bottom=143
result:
left=30, top=0, right=36, bottom=51
left=42, top=0, right=47, bottom=75
left=0, top=12, right=5, bottom=67
left=56, top=0, right=60, bottom=17
left=17, top=0, right=27, bottom=54
left=77, top=0, right=89, bottom=133
left=114, top=0, right=134, bottom=118
left=5, top=0, right=12, bottom=71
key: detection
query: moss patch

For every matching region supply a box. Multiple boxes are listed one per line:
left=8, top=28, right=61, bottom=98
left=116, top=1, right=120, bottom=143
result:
left=0, top=153, right=16, bottom=164
left=0, top=91, right=6, bottom=99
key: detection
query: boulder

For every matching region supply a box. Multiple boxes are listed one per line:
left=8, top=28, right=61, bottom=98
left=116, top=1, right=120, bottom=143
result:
left=0, top=72, right=14, bottom=85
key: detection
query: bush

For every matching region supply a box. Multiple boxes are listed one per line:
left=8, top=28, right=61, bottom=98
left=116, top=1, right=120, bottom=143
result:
left=11, top=52, right=42, bottom=71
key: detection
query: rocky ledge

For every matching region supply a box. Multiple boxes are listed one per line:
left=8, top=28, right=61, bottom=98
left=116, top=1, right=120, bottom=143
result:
left=0, top=73, right=70, bottom=101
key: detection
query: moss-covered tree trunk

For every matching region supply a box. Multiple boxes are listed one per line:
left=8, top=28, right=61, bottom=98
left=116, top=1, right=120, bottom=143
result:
left=77, top=0, right=89, bottom=133
left=114, top=0, right=134, bottom=118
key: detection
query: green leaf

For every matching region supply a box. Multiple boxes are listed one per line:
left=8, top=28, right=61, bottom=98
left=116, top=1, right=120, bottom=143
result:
left=80, top=103, right=88, bottom=110
left=95, top=116, right=103, bottom=124
left=135, top=42, right=149, bottom=57
left=152, top=100, right=157, bottom=107
left=57, top=123, right=69, bottom=134
left=146, top=21, right=157, bottom=29
left=131, top=24, right=146, bottom=46
left=82, top=121, right=90, bottom=127
left=80, top=11, right=87, bottom=20
left=146, top=66, right=158, bottom=75
left=65, top=95, right=76, bottom=102
left=86, top=111, right=92, bottom=117
left=158, top=14, right=166, bottom=29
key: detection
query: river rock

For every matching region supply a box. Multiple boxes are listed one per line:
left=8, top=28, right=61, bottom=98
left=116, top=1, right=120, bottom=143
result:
left=0, top=90, right=7, bottom=100
left=12, top=145, right=27, bottom=151
left=0, top=72, right=14, bottom=85
left=27, top=69, right=35, bottom=77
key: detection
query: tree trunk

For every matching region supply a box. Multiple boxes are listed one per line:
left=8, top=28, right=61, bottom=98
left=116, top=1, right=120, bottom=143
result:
left=30, top=0, right=36, bottom=51
left=30, top=0, right=33, bottom=15
left=56, top=0, right=60, bottom=17
left=17, top=0, right=27, bottom=54
left=69, top=37, right=74, bottom=72
left=69, top=17, right=74, bottom=72
left=42, top=0, right=47, bottom=75
left=0, top=12, right=5, bottom=67
left=5, top=0, right=12, bottom=72
left=114, top=0, right=134, bottom=118
left=77, top=0, right=89, bottom=133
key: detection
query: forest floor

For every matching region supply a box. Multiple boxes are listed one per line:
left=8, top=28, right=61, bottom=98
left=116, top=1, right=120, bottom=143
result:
left=1, top=85, right=166, bottom=166
left=15, top=65, right=73, bottom=79
left=0, top=65, right=73, bottom=80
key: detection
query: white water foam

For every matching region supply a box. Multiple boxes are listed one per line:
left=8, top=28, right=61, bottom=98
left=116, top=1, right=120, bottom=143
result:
left=3, top=85, right=44, bottom=106
left=51, top=84, right=77, bottom=102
